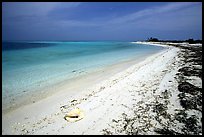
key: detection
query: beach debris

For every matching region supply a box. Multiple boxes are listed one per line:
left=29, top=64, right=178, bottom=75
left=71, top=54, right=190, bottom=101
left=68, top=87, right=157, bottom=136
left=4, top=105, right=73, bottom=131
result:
left=178, top=82, right=201, bottom=95
left=154, top=127, right=182, bottom=135
left=99, top=86, right=105, bottom=92
left=64, top=108, right=84, bottom=122
left=71, top=99, right=77, bottom=103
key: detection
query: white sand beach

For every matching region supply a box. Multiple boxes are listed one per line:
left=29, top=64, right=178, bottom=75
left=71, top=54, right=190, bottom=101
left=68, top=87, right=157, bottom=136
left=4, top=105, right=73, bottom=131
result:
left=2, top=42, right=202, bottom=135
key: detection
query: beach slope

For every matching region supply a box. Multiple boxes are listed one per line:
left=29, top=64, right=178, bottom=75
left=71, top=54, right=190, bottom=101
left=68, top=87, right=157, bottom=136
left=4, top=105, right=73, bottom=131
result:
left=2, top=42, right=202, bottom=135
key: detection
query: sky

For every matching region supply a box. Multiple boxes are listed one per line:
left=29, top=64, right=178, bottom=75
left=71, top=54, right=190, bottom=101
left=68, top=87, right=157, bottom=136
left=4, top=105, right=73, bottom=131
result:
left=2, top=2, right=202, bottom=41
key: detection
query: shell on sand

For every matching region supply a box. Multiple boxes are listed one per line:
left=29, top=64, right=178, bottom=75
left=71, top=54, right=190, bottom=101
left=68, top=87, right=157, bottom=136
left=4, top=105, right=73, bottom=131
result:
left=64, top=108, right=84, bottom=122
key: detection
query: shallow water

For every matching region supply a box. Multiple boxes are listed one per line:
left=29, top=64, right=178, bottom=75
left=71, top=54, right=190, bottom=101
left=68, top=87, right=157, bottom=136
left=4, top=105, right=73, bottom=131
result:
left=2, top=41, right=165, bottom=108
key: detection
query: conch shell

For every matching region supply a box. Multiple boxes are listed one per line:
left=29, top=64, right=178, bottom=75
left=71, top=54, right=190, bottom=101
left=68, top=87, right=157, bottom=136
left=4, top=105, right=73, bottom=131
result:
left=64, top=108, right=84, bottom=122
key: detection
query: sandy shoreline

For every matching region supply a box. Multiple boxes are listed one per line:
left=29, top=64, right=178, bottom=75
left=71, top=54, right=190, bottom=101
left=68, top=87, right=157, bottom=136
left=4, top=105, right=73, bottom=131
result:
left=2, top=42, right=202, bottom=135
left=2, top=46, right=164, bottom=114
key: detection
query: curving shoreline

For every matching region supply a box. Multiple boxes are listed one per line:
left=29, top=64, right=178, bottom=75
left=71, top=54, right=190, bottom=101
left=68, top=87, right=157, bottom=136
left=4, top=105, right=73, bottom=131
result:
left=2, top=46, right=164, bottom=115
left=2, top=42, right=164, bottom=114
left=2, top=42, right=202, bottom=135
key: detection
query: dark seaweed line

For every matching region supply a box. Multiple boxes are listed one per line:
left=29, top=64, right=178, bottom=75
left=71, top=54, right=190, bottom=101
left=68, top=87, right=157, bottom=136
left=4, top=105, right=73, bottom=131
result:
left=155, top=43, right=202, bottom=135
left=102, top=43, right=202, bottom=135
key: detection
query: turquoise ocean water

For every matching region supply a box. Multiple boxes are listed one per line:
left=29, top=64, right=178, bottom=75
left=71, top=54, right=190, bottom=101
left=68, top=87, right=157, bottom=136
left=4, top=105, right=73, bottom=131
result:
left=2, top=41, right=165, bottom=108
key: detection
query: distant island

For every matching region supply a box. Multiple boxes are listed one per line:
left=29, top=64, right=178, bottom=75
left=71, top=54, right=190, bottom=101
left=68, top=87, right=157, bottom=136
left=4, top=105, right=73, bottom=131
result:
left=145, top=37, right=202, bottom=44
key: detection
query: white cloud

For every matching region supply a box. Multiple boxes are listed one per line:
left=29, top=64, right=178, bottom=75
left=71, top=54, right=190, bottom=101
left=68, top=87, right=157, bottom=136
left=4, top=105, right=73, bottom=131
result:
left=107, top=2, right=200, bottom=25
left=51, top=2, right=200, bottom=29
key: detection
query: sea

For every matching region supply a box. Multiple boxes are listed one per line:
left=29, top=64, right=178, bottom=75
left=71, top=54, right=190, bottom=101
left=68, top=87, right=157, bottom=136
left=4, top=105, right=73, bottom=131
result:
left=2, top=41, right=165, bottom=110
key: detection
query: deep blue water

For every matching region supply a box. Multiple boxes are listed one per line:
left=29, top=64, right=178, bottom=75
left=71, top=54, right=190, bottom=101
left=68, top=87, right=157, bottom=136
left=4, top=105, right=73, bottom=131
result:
left=2, top=42, right=57, bottom=50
